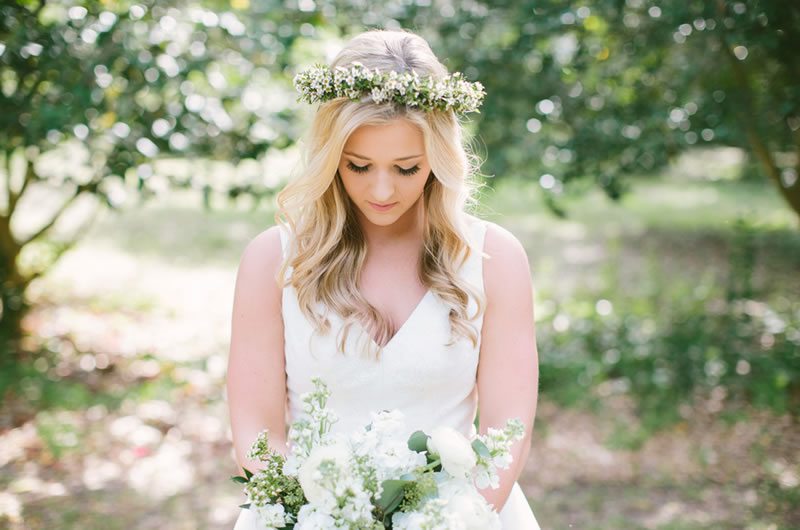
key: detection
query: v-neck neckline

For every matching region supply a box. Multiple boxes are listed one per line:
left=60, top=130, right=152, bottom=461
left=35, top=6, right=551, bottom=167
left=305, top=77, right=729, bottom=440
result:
left=361, top=288, right=433, bottom=351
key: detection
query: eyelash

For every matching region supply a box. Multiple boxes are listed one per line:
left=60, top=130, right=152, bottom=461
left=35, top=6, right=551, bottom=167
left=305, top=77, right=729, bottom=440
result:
left=346, top=161, right=421, bottom=176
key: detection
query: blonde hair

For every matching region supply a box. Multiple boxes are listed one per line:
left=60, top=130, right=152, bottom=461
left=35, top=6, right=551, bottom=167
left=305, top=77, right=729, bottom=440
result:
left=275, top=28, right=487, bottom=360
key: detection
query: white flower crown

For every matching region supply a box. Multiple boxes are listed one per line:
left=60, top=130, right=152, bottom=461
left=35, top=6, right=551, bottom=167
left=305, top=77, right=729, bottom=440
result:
left=292, top=61, right=486, bottom=114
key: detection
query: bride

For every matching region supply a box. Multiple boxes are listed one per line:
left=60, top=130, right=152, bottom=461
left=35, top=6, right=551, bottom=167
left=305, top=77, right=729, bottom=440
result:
left=226, top=28, right=541, bottom=529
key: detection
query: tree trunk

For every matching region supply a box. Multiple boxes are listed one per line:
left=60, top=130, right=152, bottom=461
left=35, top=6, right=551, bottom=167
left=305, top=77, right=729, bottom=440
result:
left=0, top=264, right=30, bottom=381
left=714, top=0, right=800, bottom=224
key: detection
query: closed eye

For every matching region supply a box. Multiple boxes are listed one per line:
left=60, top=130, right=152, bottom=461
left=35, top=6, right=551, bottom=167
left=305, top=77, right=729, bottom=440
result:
left=346, top=161, right=421, bottom=176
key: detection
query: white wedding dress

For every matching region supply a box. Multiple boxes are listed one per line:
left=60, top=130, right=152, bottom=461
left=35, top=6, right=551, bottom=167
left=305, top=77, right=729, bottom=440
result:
left=233, top=217, right=541, bottom=529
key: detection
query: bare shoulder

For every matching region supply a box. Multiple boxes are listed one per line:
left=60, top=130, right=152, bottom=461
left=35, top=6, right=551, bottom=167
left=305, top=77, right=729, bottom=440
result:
left=483, top=221, right=530, bottom=270
left=236, top=224, right=284, bottom=292
left=481, top=221, right=532, bottom=299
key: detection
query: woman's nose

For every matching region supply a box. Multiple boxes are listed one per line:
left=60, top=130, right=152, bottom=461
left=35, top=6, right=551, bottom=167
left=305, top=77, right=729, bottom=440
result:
left=371, top=170, right=395, bottom=202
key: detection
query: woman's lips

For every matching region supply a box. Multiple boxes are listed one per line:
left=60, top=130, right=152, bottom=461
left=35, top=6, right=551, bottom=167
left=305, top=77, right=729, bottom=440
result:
left=369, top=201, right=398, bottom=212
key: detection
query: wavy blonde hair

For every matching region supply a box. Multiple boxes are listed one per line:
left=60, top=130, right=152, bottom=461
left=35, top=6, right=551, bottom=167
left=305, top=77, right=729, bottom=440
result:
left=275, top=28, right=488, bottom=361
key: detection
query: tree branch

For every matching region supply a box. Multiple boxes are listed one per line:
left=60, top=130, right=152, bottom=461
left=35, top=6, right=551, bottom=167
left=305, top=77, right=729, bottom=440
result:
left=27, top=200, right=103, bottom=284
left=7, top=155, right=35, bottom=218
left=714, top=0, right=800, bottom=219
left=19, top=75, right=45, bottom=113
left=33, top=0, right=48, bottom=18
left=3, top=149, right=14, bottom=218
left=20, top=183, right=91, bottom=247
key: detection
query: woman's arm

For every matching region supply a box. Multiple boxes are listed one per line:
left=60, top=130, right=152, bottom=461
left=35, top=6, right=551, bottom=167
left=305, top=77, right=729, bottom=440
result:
left=476, top=222, right=540, bottom=512
left=226, top=225, right=289, bottom=476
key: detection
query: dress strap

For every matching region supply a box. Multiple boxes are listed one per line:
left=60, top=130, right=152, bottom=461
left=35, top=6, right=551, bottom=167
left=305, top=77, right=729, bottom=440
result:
left=276, top=223, right=295, bottom=284
left=462, top=218, right=488, bottom=293
left=277, top=223, right=289, bottom=260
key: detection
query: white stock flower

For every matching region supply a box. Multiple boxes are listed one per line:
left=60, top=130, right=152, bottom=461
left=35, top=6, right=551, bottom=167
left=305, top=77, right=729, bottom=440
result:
left=473, top=464, right=500, bottom=490
left=295, top=504, right=337, bottom=529
left=350, top=410, right=426, bottom=483
left=372, top=438, right=427, bottom=482
left=427, top=426, right=477, bottom=479
left=254, top=503, right=288, bottom=529
left=369, top=409, right=406, bottom=435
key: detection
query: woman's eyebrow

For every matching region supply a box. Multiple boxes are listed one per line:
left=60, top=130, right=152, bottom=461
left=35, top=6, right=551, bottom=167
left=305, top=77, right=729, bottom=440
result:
left=343, top=151, right=423, bottom=161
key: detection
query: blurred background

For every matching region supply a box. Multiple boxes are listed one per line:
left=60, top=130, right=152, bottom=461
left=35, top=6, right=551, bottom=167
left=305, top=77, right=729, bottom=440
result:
left=1, top=0, right=798, bottom=528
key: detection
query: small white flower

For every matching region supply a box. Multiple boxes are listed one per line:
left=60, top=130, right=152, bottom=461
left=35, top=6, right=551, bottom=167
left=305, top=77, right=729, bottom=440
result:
left=295, top=504, right=337, bottom=529
left=254, top=503, right=288, bottom=528
left=293, top=63, right=485, bottom=113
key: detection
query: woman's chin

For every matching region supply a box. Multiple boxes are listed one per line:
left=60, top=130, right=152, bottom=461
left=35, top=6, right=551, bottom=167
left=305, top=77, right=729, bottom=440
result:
left=358, top=207, right=404, bottom=226
left=364, top=214, right=400, bottom=226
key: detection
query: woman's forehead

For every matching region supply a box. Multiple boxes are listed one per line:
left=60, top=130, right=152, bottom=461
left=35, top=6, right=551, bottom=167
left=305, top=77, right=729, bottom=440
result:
left=344, top=119, right=424, bottom=159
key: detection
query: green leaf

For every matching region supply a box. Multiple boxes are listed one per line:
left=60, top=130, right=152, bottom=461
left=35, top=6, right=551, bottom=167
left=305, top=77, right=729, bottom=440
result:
left=472, top=438, right=491, bottom=459
left=230, top=475, right=249, bottom=484
left=376, top=479, right=413, bottom=513
left=244, top=467, right=254, bottom=480
left=238, top=502, right=251, bottom=509
left=407, top=430, right=429, bottom=453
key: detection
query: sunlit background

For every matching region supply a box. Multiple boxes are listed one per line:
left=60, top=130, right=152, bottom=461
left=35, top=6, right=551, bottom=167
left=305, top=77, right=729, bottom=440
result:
left=1, top=0, right=799, bottom=528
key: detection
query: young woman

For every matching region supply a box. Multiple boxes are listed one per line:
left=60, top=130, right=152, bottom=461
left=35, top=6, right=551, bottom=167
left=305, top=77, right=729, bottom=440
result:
left=227, top=28, right=541, bottom=529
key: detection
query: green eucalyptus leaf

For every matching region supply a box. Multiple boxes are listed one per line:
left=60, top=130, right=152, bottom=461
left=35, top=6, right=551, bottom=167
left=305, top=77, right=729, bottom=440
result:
left=376, top=479, right=412, bottom=513
left=407, top=430, right=429, bottom=453
left=472, top=438, right=491, bottom=459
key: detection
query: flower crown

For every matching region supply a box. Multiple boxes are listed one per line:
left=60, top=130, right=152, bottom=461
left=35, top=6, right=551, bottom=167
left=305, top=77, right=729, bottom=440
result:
left=292, top=61, right=486, bottom=114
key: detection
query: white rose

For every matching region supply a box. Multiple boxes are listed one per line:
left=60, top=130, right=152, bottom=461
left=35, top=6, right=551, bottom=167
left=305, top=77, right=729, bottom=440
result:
left=297, top=441, right=351, bottom=505
left=436, top=479, right=500, bottom=530
left=448, top=492, right=501, bottom=530
left=427, top=426, right=477, bottom=479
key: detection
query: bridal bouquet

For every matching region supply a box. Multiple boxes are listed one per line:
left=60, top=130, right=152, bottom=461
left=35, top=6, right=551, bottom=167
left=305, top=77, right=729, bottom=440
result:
left=231, top=377, right=525, bottom=529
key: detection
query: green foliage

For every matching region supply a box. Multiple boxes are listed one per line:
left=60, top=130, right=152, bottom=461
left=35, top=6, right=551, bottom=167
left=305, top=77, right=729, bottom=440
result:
left=314, top=1, right=800, bottom=216
left=238, top=453, right=305, bottom=520
left=536, top=221, right=800, bottom=434
left=0, top=351, right=117, bottom=413
left=0, top=0, right=315, bottom=203
left=406, top=430, right=429, bottom=453
left=5, top=0, right=797, bottom=213
left=375, top=478, right=413, bottom=515
left=397, top=472, right=437, bottom=513
left=471, top=438, right=491, bottom=459
left=35, top=410, right=85, bottom=459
